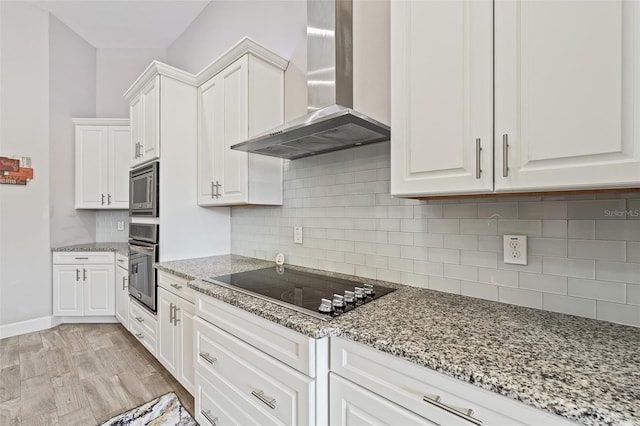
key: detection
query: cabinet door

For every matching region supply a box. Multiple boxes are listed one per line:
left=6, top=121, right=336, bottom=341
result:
left=115, top=266, right=129, bottom=326
left=197, top=75, right=222, bottom=205
left=495, top=0, right=640, bottom=191
left=330, top=374, right=432, bottom=426
left=53, top=265, right=83, bottom=316
left=83, top=264, right=115, bottom=316
left=213, top=56, right=249, bottom=205
left=75, top=126, right=109, bottom=208
left=108, top=127, right=131, bottom=208
left=177, top=298, right=196, bottom=395
left=390, top=0, right=493, bottom=197
left=141, top=75, right=160, bottom=163
left=130, top=95, right=143, bottom=165
left=157, top=287, right=178, bottom=376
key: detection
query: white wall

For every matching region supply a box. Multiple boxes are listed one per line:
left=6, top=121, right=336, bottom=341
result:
left=49, top=16, right=97, bottom=247
left=96, top=48, right=167, bottom=117
left=166, top=0, right=306, bottom=74
left=0, top=1, right=52, bottom=326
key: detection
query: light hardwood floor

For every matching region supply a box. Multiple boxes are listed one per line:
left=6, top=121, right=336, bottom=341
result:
left=0, top=323, right=194, bottom=425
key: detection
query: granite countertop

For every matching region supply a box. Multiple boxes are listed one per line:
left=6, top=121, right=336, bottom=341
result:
left=52, top=242, right=129, bottom=256
left=156, top=254, right=640, bottom=426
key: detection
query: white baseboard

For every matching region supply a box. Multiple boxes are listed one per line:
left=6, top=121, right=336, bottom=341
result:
left=0, top=315, right=118, bottom=339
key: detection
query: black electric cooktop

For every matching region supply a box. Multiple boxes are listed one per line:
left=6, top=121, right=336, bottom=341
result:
left=206, top=266, right=396, bottom=320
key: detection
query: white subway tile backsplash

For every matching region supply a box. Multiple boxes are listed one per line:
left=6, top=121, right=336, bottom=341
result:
left=355, top=242, right=376, bottom=255
left=376, top=244, right=401, bottom=258
left=568, top=239, right=626, bottom=261
left=568, top=199, right=627, bottom=220
left=444, top=234, right=478, bottom=250
left=377, top=268, right=401, bottom=284
left=498, top=220, right=542, bottom=237
left=543, top=294, right=596, bottom=319
left=528, top=238, right=567, bottom=257
left=461, top=281, right=498, bottom=301
left=365, top=254, right=388, bottom=269
left=388, top=257, right=414, bottom=273
left=519, top=272, right=567, bottom=295
left=596, top=261, right=640, bottom=284
left=355, top=265, right=377, bottom=279
left=595, top=221, right=640, bottom=241
left=460, top=250, right=498, bottom=268
left=499, top=255, right=543, bottom=273
left=401, top=219, right=428, bottom=233
left=387, top=206, right=414, bottom=219
left=596, top=301, right=640, bottom=327
left=428, top=219, right=460, bottom=234
left=478, top=236, right=502, bottom=252
left=628, top=242, right=640, bottom=263
left=478, top=202, right=518, bottom=219
left=376, top=219, right=401, bottom=232
left=568, top=278, right=626, bottom=303
left=478, top=268, right=518, bottom=288
left=628, top=199, right=640, bottom=220
left=414, top=205, right=443, bottom=219
left=518, top=201, right=567, bottom=219
left=460, top=219, right=498, bottom=235
left=388, top=232, right=413, bottom=246
left=414, top=260, right=444, bottom=276
left=401, top=245, right=429, bottom=261
left=628, top=285, right=640, bottom=306
left=428, top=248, right=460, bottom=264
left=542, top=220, right=568, bottom=238
left=444, top=264, right=478, bottom=282
left=568, top=220, right=595, bottom=239
left=401, top=272, right=428, bottom=288
left=344, top=252, right=365, bottom=265
left=543, top=257, right=595, bottom=279
left=443, top=204, right=477, bottom=219
left=429, top=277, right=461, bottom=294
left=498, top=287, right=543, bottom=309
left=414, top=233, right=444, bottom=248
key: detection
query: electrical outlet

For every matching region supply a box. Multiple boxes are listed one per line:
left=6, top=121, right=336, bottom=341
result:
left=117, top=221, right=125, bottom=231
left=294, top=226, right=303, bottom=244
left=503, top=235, right=527, bottom=265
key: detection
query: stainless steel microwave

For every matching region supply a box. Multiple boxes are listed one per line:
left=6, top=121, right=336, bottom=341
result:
left=129, top=161, right=159, bottom=217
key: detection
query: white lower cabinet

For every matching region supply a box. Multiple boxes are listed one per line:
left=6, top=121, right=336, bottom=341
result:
left=330, top=374, right=432, bottom=426
left=129, top=298, right=157, bottom=356
left=115, top=253, right=129, bottom=327
left=52, top=252, right=115, bottom=317
left=157, top=271, right=195, bottom=395
left=194, top=293, right=322, bottom=425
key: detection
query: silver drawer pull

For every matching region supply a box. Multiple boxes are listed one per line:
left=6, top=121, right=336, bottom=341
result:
left=201, top=410, right=218, bottom=425
left=251, top=389, right=276, bottom=410
left=74, top=257, right=89, bottom=260
left=422, top=394, right=481, bottom=425
left=170, top=283, right=183, bottom=290
left=135, top=333, right=144, bottom=340
left=135, top=316, right=144, bottom=323
left=199, top=352, right=217, bottom=365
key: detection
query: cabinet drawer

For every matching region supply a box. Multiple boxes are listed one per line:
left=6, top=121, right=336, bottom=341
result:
left=158, top=271, right=195, bottom=303
left=129, top=317, right=156, bottom=356
left=195, top=317, right=314, bottom=425
left=195, top=372, right=258, bottom=426
left=331, top=337, right=577, bottom=426
left=196, top=294, right=315, bottom=376
left=53, top=251, right=114, bottom=264
left=115, top=253, right=128, bottom=270
left=129, top=299, right=157, bottom=350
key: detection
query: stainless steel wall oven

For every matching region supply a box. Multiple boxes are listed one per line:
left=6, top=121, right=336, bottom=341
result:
left=129, top=223, right=159, bottom=312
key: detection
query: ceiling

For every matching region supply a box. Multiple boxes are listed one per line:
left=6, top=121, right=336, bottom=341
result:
left=32, top=0, right=211, bottom=49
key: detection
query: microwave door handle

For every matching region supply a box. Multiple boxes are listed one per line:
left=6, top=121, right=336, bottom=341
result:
left=148, top=176, right=153, bottom=204
left=129, top=245, right=155, bottom=255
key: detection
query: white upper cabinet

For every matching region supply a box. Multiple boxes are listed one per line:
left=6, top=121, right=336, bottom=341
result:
left=129, top=75, right=160, bottom=167
left=391, top=0, right=493, bottom=197
left=74, top=119, right=130, bottom=209
left=197, top=39, right=287, bottom=206
left=495, top=0, right=640, bottom=192
left=392, top=0, right=640, bottom=197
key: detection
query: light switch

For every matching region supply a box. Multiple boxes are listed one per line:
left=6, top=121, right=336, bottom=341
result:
left=117, top=221, right=125, bottom=231
left=294, top=226, right=303, bottom=244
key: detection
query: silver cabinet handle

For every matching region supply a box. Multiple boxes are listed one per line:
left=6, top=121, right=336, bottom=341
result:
left=122, top=276, right=127, bottom=290
left=475, top=138, right=482, bottom=179
left=135, top=333, right=144, bottom=340
left=108, top=194, right=112, bottom=205
left=135, top=316, right=144, bottom=323
left=76, top=268, right=80, bottom=282
left=83, top=268, right=87, bottom=281
left=502, top=134, right=509, bottom=177
left=251, top=389, right=276, bottom=410
left=173, top=307, right=180, bottom=325
left=169, top=302, right=175, bottom=324
left=201, top=410, right=218, bottom=426
left=199, top=352, right=217, bottom=365
left=211, top=181, right=214, bottom=199
left=422, top=394, right=482, bottom=425
left=74, top=257, right=89, bottom=260
left=101, top=193, right=105, bottom=205
left=170, top=283, right=183, bottom=290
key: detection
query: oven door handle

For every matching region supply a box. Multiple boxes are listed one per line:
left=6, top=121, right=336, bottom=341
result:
left=129, top=244, right=155, bottom=255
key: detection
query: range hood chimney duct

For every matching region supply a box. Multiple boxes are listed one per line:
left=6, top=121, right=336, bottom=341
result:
left=231, top=0, right=390, bottom=160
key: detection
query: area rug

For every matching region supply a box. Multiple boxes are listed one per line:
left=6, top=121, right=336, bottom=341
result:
left=99, top=392, right=197, bottom=426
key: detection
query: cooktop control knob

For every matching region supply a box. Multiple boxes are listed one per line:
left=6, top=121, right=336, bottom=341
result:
left=354, top=287, right=365, bottom=299
left=318, top=298, right=334, bottom=313
left=332, top=294, right=345, bottom=309
left=344, top=290, right=355, bottom=303
left=364, top=283, right=375, bottom=296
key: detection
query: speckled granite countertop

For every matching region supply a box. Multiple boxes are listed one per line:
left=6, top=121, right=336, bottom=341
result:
left=156, top=254, right=640, bottom=426
left=51, top=242, right=129, bottom=256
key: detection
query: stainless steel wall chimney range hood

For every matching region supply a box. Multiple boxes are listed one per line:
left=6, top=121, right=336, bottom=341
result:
left=231, top=0, right=390, bottom=160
